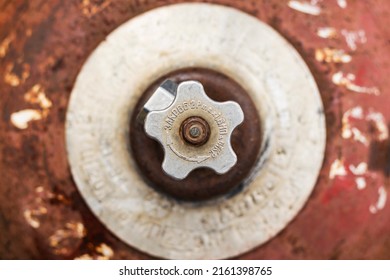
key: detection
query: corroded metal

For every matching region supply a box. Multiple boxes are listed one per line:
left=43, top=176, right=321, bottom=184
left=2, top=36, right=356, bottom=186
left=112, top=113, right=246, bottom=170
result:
left=181, top=116, right=210, bottom=146
left=1, top=0, right=389, bottom=260
left=130, top=68, right=262, bottom=202
left=65, top=4, right=325, bottom=259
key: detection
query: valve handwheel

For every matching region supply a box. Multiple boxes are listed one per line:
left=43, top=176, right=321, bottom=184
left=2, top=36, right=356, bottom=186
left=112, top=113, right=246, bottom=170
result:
left=143, top=80, right=244, bottom=179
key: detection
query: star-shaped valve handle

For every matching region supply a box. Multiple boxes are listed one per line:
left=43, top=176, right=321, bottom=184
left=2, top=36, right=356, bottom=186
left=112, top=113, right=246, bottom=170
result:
left=142, top=80, right=244, bottom=180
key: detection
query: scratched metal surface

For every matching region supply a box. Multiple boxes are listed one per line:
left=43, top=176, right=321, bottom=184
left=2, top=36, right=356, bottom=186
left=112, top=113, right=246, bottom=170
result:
left=0, top=0, right=389, bottom=259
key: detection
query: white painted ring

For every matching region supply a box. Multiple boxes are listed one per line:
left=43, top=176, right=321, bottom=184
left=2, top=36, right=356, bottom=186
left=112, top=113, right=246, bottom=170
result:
left=66, top=3, right=326, bottom=259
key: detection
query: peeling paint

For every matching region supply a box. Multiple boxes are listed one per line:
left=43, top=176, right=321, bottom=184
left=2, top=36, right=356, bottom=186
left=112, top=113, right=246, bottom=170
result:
left=74, top=243, right=114, bottom=260
left=288, top=0, right=321, bottom=16
left=81, top=0, right=112, bottom=17
left=369, top=186, right=387, bottom=214
left=349, top=162, right=368, bottom=175
left=355, top=177, right=366, bottom=190
left=337, top=0, right=347, bottom=9
left=351, top=128, right=369, bottom=145
left=24, top=84, right=52, bottom=112
left=96, top=243, right=114, bottom=259
left=49, top=222, right=86, bottom=255
left=317, top=27, right=338, bottom=39
left=23, top=206, right=47, bottom=229
left=341, top=29, right=367, bottom=51
left=342, top=107, right=387, bottom=146
left=10, top=109, right=43, bottom=129
left=0, top=32, right=15, bottom=58
left=10, top=85, right=52, bottom=129
left=332, top=71, right=380, bottom=95
left=342, top=107, right=368, bottom=145
left=4, top=63, right=30, bottom=87
left=366, top=112, right=389, bottom=141
left=329, top=158, right=347, bottom=179
left=315, top=47, right=351, bottom=63
left=74, top=254, right=94, bottom=260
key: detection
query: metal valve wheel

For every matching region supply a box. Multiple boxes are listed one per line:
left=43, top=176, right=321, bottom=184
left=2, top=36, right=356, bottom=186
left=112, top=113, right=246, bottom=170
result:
left=143, top=80, right=244, bottom=179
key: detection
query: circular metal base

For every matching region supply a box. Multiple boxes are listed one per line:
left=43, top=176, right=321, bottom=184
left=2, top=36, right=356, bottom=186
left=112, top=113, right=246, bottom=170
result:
left=66, top=3, right=326, bottom=259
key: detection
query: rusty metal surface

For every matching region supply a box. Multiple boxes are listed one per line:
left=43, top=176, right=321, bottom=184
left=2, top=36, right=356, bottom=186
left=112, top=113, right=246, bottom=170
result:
left=0, top=0, right=390, bottom=259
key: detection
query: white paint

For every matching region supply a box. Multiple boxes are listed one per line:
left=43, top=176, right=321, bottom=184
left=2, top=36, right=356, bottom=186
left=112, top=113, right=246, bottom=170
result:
left=24, top=84, right=52, bottom=110
left=317, top=27, right=337, bottom=39
left=96, top=243, right=114, bottom=259
left=349, top=162, right=368, bottom=175
left=0, top=32, right=15, bottom=58
left=337, top=0, right=347, bottom=9
left=332, top=71, right=380, bottom=96
left=288, top=0, right=321, bottom=15
left=66, top=3, right=326, bottom=259
left=369, top=186, right=387, bottom=214
left=355, top=177, right=366, bottom=190
left=349, top=106, right=364, bottom=119
left=10, top=109, right=43, bottom=129
left=329, top=158, right=347, bottom=179
left=341, top=29, right=367, bottom=51
left=315, top=48, right=351, bottom=63
left=341, top=107, right=368, bottom=145
left=351, top=127, right=369, bottom=145
left=366, top=112, right=389, bottom=141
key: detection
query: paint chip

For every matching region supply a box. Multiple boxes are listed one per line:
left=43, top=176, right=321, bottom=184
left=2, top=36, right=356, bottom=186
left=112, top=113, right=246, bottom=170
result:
left=24, top=209, right=40, bottom=228
left=0, top=32, right=15, bottom=58
left=332, top=71, right=380, bottom=96
left=341, top=29, right=367, bottom=51
left=49, top=222, right=86, bottom=255
left=329, top=158, right=347, bottom=179
left=288, top=0, right=321, bottom=15
left=74, top=243, right=115, bottom=260
left=96, top=243, right=114, bottom=259
left=349, top=162, right=368, bottom=175
left=337, top=0, right=347, bottom=9
left=317, top=27, right=338, bottom=39
left=23, top=206, right=47, bottom=229
left=355, top=177, right=366, bottom=190
left=11, top=109, right=43, bottom=129
left=369, top=186, right=387, bottom=214
left=315, top=48, right=352, bottom=63
left=4, top=63, right=30, bottom=87
left=81, top=0, right=112, bottom=17
left=367, top=112, right=389, bottom=141
left=351, top=127, right=369, bottom=145
left=24, top=84, right=52, bottom=110
left=342, top=107, right=368, bottom=145
left=10, top=85, right=52, bottom=129
left=74, top=254, right=93, bottom=260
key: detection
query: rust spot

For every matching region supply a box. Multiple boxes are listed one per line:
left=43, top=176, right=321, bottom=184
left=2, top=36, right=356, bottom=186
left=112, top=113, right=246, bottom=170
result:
left=81, top=0, right=112, bottom=17
left=0, top=32, right=15, bottom=58
left=369, top=124, right=390, bottom=177
left=49, top=222, right=86, bottom=256
left=24, top=84, right=52, bottom=113
left=4, top=62, right=30, bottom=87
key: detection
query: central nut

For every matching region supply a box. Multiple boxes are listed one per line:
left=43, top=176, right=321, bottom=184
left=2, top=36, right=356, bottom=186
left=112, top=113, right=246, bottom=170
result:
left=181, top=116, right=210, bottom=146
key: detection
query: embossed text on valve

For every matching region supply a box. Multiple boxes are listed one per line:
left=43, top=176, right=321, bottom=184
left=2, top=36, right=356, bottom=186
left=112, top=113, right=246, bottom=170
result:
left=143, top=80, right=244, bottom=180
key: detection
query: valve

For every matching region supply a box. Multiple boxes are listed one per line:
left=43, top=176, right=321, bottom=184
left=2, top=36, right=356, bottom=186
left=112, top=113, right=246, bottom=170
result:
left=143, top=80, right=244, bottom=179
